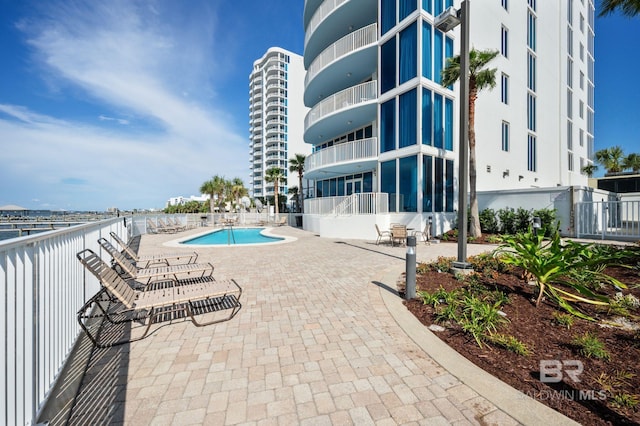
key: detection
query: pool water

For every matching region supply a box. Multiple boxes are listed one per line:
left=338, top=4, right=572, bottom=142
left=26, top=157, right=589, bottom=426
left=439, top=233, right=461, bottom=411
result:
left=180, top=227, right=284, bottom=245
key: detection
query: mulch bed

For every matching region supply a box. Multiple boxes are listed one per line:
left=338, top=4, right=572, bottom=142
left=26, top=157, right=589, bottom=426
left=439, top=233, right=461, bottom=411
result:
left=403, top=242, right=640, bottom=426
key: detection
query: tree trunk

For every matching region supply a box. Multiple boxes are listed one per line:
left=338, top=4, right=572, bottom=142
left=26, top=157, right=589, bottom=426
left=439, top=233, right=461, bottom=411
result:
left=468, top=84, right=482, bottom=238
left=298, top=172, right=304, bottom=214
left=274, top=180, right=280, bottom=219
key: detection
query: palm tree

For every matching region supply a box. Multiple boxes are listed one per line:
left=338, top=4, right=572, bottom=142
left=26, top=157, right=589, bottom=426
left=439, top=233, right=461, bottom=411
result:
left=230, top=177, right=248, bottom=210
left=265, top=167, right=285, bottom=219
left=581, top=163, right=598, bottom=177
left=594, top=146, right=625, bottom=175
left=623, top=153, right=640, bottom=173
left=289, top=154, right=306, bottom=213
left=599, top=0, right=640, bottom=16
left=288, top=186, right=299, bottom=212
left=199, top=175, right=227, bottom=213
left=441, top=48, right=499, bottom=238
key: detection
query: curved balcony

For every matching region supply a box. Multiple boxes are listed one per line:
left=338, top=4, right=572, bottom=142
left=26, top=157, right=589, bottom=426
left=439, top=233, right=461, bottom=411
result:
left=304, top=80, right=377, bottom=143
left=304, top=137, right=378, bottom=179
left=304, top=0, right=377, bottom=69
left=304, top=23, right=377, bottom=107
left=303, top=0, right=324, bottom=30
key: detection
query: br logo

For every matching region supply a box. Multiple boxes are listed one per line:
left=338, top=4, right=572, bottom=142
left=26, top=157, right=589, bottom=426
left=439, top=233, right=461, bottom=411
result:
left=539, top=360, right=584, bottom=383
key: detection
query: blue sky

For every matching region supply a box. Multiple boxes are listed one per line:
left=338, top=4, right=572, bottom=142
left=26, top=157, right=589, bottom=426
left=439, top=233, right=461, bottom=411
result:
left=0, top=1, right=637, bottom=211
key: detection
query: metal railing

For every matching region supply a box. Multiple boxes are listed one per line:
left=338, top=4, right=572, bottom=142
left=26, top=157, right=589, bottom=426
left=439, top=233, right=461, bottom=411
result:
left=305, top=0, right=349, bottom=46
left=305, top=193, right=389, bottom=216
left=575, top=200, right=640, bottom=241
left=304, top=80, right=377, bottom=131
left=305, top=23, right=377, bottom=88
left=0, top=217, right=127, bottom=425
left=305, top=138, right=378, bottom=174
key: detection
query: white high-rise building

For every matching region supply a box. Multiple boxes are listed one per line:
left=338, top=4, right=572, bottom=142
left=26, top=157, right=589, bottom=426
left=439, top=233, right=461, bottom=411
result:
left=249, top=48, right=310, bottom=206
left=301, top=0, right=594, bottom=238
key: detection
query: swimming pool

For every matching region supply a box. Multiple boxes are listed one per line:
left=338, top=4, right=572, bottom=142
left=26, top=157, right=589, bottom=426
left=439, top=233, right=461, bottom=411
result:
left=178, top=227, right=288, bottom=246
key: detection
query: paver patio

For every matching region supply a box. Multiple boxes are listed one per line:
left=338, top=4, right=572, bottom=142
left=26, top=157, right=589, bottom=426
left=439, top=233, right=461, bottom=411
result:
left=45, top=225, right=576, bottom=425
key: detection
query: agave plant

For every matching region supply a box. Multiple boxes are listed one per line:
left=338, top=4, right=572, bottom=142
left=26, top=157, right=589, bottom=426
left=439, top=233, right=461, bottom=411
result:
left=496, top=229, right=627, bottom=320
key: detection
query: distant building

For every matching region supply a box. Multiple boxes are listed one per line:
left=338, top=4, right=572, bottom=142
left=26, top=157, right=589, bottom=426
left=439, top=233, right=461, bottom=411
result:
left=592, top=173, right=640, bottom=193
left=166, top=194, right=209, bottom=207
left=248, top=47, right=311, bottom=204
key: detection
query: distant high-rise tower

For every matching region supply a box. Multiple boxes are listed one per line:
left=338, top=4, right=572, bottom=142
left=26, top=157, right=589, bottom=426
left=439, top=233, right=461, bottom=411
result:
left=249, top=48, right=309, bottom=205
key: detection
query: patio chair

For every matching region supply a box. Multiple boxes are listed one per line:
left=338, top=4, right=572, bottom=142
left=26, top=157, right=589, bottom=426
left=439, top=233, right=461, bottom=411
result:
left=391, top=225, right=408, bottom=247
left=76, top=249, right=242, bottom=348
left=109, top=231, right=198, bottom=267
left=275, top=216, right=287, bottom=226
left=411, top=223, right=432, bottom=245
left=98, top=237, right=214, bottom=284
left=375, top=224, right=392, bottom=245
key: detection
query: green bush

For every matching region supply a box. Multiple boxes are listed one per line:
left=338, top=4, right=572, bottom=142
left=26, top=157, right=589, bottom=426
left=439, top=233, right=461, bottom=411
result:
left=515, top=208, right=532, bottom=233
left=479, top=208, right=499, bottom=234
left=497, top=208, right=517, bottom=235
left=531, top=208, right=557, bottom=236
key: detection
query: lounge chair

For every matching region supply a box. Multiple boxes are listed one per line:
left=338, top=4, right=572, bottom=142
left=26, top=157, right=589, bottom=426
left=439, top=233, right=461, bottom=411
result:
left=98, top=237, right=214, bottom=284
left=109, top=231, right=198, bottom=267
left=375, top=224, right=392, bottom=245
left=76, top=249, right=242, bottom=347
left=166, top=217, right=188, bottom=231
left=275, top=216, right=287, bottom=226
left=157, top=217, right=184, bottom=232
left=146, top=219, right=175, bottom=234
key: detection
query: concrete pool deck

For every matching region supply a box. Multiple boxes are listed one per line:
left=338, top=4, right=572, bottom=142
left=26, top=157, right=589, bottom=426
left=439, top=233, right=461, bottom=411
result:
left=52, top=225, right=578, bottom=425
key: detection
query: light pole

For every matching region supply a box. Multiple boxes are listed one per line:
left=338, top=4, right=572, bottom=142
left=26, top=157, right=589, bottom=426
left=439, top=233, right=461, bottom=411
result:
left=435, top=1, right=472, bottom=270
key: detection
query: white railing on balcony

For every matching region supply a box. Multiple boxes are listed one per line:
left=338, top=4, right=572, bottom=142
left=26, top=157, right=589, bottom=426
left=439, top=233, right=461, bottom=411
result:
left=305, top=23, right=378, bottom=88
left=305, top=192, right=389, bottom=216
left=305, top=81, right=377, bottom=131
left=0, top=217, right=127, bottom=425
left=305, top=0, right=349, bottom=46
left=306, top=138, right=378, bottom=173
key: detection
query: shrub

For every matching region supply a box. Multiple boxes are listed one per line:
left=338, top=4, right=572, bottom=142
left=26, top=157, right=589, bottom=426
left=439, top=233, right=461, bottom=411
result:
left=479, top=208, right=499, bottom=234
left=496, top=229, right=625, bottom=319
left=514, top=208, right=532, bottom=233
left=497, top=208, right=517, bottom=235
left=531, top=208, right=557, bottom=236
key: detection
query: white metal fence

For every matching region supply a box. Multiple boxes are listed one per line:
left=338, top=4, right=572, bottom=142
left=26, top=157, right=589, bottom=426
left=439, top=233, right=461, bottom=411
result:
left=0, top=217, right=126, bottom=425
left=305, top=193, right=389, bottom=216
left=576, top=200, right=640, bottom=241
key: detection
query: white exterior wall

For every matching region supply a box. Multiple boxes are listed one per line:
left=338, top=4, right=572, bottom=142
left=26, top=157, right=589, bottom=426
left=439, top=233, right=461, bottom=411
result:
left=469, top=0, right=592, bottom=191
left=249, top=48, right=311, bottom=201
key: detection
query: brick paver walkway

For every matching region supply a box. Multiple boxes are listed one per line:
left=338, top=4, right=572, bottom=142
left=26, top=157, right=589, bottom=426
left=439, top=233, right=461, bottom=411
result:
left=59, top=225, right=548, bottom=425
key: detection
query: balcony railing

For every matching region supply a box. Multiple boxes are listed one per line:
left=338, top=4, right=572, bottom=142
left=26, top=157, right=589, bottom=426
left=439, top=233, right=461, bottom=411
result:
left=305, top=137, right=378, bottom=173
left=305, top=192, right=389, bottom=215
left=305, top=0, right=349, bottom=47
left=305, top=23, right=377, bottom=88
left=0, top=217, right=127, bottom=425
left=304, top=80, right=377, bottom=131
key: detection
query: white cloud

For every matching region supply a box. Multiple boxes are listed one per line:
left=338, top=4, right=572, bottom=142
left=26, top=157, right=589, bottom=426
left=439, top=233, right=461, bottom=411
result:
left=2, top=0, right=248, bottom=210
